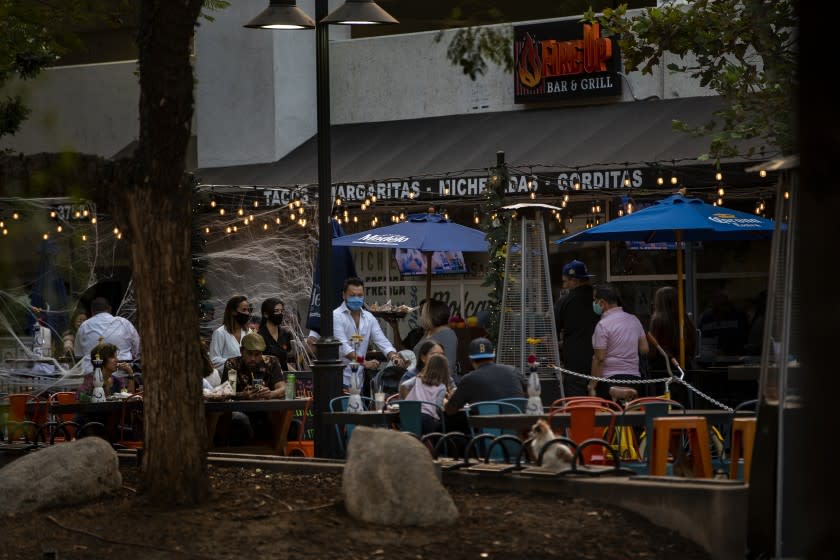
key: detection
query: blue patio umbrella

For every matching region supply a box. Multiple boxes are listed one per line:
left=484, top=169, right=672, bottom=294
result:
left=556, top=194, right=776, bottom=365
left=333, top=213, right=489, bottom=300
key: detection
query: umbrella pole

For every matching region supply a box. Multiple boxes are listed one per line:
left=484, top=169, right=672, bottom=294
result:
left=425, top=252, right=433, bottom=301
left=676, top=230, right=686, bottom=368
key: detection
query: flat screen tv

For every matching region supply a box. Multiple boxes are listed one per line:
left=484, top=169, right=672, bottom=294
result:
left=394, top=248, right=468, bottom=276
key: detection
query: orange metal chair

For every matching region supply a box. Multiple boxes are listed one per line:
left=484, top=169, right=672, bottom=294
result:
left=548, top=396, right=623, bottom=414
left=116, top=394, right=145, bottom=450
left=38, top=391, right=79, bottom=444
left=285, top=396, right=314, bottom=457
left=549, top=401, right=618, bottom=464
left=729, top=417, right=757, bottom=482
left=649, top=416, right=713, bottom=478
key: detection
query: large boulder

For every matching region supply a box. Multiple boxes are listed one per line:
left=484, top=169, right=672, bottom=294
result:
left=342, top=426, right=458, bottom=526
left=0, top=437, right=122, bottom=514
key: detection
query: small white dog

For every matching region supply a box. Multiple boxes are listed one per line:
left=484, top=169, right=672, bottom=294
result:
left=528, top=419, right=574, bottom=472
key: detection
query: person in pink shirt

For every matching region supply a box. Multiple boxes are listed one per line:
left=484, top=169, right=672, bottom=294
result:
left=589, top=284, right=649, bottom=400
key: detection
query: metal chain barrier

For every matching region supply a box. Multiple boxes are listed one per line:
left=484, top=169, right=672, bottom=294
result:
left=551, top=366, right=734, bottom=413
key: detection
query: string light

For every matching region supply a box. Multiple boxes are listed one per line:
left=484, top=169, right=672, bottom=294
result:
left=74, top=210, right=81, bottom=218
left=43, top=233, right=49, bottom=240
left=225, top=226, right=232, bottom=234
left=12, top=212, right=19, bottom=220
left=204, top=226, right=210, bottom=234
left=253, top=199, right=259, bottom=208
left=670, top=173, right=678, bottom=185
left=91, top=216, right=97, bottom=224
left=656, top=174, right=664, bottom=186
left=210, top=197, right=217, bottom=208
left=473, top=209, right=479, bottom=224
left=56, top=225, right=63, bottom=233
left=82, top=209, right=89, bottom=217
left=370, top=194, right=377, bottom=204
left=717, top=186, right=725, bottom=197
left=335, top=196, right=342, bottom=206
left=49, top=210, right=56, bottom=218
left=275, top=216, right=281, bottom=225
left=237, top=207, right=244, bottom=217
left=715, top=171, right=723, bottom=182
left=113, top=227, right=120, bottom=236
left=784, top=191, right=790, bottom=200
left=81, top=234, right=87, bottom=241
left=759, top=169, right=767, bottom=178
left=219, top=207, right=225, bottom=216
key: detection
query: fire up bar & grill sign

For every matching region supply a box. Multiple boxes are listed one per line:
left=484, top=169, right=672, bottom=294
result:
left=514, top=20, right=621, bottom=102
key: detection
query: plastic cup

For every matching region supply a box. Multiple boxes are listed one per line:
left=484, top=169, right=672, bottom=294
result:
left=374, top=392, right=386, bottom=412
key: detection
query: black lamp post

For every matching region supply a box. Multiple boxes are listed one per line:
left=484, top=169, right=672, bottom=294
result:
left=245, top=0, right=397, bottom=458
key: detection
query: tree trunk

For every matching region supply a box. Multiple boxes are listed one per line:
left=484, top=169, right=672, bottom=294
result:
left=118, top=0, right=208, bottom=505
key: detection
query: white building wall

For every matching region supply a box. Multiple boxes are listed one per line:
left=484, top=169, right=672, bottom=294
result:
left=0, top=8, right=713, bottom=164
left=0, top=61, right=139, bottom=158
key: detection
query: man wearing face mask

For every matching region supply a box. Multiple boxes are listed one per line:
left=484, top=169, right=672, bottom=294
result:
left=209, top=295, right=253, bottom=369
left=333, top=277, right=404, bottom=388
left=553, top=259, right=600, bottom=397
left=257, top=297, right=292, bottom=370
left=589, top=283, right=649, bottom=399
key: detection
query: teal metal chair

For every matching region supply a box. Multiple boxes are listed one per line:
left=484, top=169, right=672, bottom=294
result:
left=398, top=400, right=446, bottom=438
left=496, top=397, right=528, bottom=413
left=467, top=400, right=523, bottom=461
left=329, top=395, right=374, bottom=457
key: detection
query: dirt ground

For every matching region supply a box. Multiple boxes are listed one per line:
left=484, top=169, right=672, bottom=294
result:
left=1, top=462, right=710, bottom=560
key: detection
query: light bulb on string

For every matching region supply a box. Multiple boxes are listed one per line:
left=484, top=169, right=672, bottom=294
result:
left=81, top=234, right=87, bottom=241
left=113, top=227, right=120, bottom=236
left=210, top=197, right=217, bottom=208
left=204, top=226, right=210, bottom=234
left=253, top=199, right=259, bottom=208
left=219, top=208, right=225, bottom=216
left=237, top=207, right=244, bottom=217
left=399, top=208, right=406, bottom=221
left=288, top=201, right=294, bottom=211
left=595, top=201, right=601, bottom=213
left=561, top=199, right=567, bottom=208
left=759, top=169, right=767, bottom=178
left=117, top=233, right=122, bottom=240
left=336, top=196, right=342, bottom=206
left=657, top=175, right=664, bottom=186
left=371, top=194, right=377, bottom=204
left=563, top=193, right=569, bottom=203
left=275, top=216, right=281, bottom=225
left=717, top=197, right=723, bottom=206
left=443, top=186, right=451, bottom=196
left=353, top=216, right=358, bottom=223
left=670, top=173, right=678, bottom=185
left=568, top=215, right=574, bottom=224
left=627, top=203, right=634, bottom=214
left=43, top=233, right=49, bottom=240
left=618, top=208, right=624, bottom=217
left=56, top=225, right=63, bottom=233
left=233, top=225, right=238, bottom=233
left=717, top=186, right=725, bottom=197
left=784, top=191, right=790, bottom=200
left=82, top=209, right=89, bottom=217
left=529, top=191, right=536, bottom=200
left=294, top=198, right=301, bottom=208
left=297, top=207, right=304, bottom=215
left=50, top=210, right=57, bottom=218
left=289, top=210, right=296, bottom=220
left=574, top=179, right=581, bottom=190
left=91, top=216, right=97, bottom=224
left=473, top=209, right=479, bottom=224
left=0, top=220, right=4, bottom=228
left=715, top=171, right=723, bottom=182
left=12, top=212, right=19, bottom=220
left=759, top=200, right=766, bottom=211
left=74, top=210, right=81, bottom=219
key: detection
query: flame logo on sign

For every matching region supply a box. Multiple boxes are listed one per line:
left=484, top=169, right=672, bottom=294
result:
left=517, top=33, right=542, bottom=88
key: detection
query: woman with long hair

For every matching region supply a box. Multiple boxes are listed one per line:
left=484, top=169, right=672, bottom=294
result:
left=412, top=299, right=458, bottom=378
left=257, top=297, right=291, bottom=370
left=209, top=295, right=251, bottom=369
left=648, top=286, right=696, bottom=399
left=404, top=353, right=451, bottom=434
left=399, top=340, right=446, bottom=399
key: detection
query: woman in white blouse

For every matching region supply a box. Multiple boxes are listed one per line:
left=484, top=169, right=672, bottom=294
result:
left=209, top=295, right=251, bottom=369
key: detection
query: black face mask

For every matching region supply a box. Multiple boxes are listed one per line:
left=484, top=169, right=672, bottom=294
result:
left=270, top=313, right=284, bottom=325
left=235, top=312, right=250, bottom=327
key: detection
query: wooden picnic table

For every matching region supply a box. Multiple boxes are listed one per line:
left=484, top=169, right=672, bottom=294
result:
left=49, top=397, right=308, bottom=454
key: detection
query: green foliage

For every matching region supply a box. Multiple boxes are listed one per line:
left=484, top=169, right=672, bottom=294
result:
left=0, top=0, right=136, bottom=140
left=436, top=25, right=513, bottom=80
left=586, top=0, right=797, bottom=158
left=200, top=0, right=231, bottom=23
left=478, top=159, right=509, bottom=341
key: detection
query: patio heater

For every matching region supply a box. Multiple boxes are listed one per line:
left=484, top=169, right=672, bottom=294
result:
left=495, top=203, right=564, bottom=404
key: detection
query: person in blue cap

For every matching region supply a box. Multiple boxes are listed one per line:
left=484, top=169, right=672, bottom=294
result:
left=554, top=259, right=600, bottom=397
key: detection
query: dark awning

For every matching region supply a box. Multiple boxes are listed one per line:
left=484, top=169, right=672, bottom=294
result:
left=193, top=96, right=748, bottom=187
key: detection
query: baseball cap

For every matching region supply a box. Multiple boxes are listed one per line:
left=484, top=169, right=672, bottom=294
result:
left=469, top=337, right=495, bottom=360
left=562, top=259, right=594, bottom=279
left=241, top=332, right=266, bottom=352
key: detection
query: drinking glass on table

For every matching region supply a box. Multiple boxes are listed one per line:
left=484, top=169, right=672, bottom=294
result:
left=227, top=369, right=237, bottom=394
left=374, top=391, right=386, bottom=412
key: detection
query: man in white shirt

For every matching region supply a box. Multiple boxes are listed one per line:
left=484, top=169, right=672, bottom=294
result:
left=74, top=297, right=141, bottom=372
left=333, top=277, right=404, bottom=387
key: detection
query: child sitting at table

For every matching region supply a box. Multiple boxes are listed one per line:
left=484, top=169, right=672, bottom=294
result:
left=404, top=354, right=451, bottom=435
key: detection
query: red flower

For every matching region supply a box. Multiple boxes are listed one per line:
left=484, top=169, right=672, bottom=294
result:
left=527, top=354, right=537, bottom=364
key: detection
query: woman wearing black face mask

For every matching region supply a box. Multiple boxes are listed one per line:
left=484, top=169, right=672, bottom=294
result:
left=258, top=297, right=292, bottom=370
left=209, top=295, right=251, bottom=369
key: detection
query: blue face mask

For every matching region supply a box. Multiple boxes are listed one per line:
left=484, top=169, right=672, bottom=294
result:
left=346, top=296, right=364, bottom=311
left=592, top=301, right=603, bottom=316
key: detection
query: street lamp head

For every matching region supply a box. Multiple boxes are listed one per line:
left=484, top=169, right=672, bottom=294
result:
left=322, top=0, right=399, bottom=25
left=244, top=0, right=316, bottom=30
